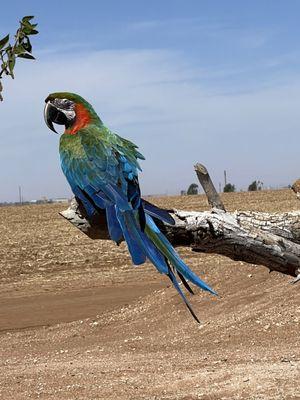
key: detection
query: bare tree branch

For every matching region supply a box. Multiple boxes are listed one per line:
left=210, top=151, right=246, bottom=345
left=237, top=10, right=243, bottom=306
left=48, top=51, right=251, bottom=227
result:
left=194, top=163, right=225, bottom=211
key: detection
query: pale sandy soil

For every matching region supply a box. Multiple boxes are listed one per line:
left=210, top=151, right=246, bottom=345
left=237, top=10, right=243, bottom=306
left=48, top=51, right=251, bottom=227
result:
left=0, top=190, right=299, bottom=399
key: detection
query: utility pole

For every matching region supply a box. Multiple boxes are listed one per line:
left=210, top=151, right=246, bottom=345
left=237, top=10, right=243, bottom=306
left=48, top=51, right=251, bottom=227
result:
left=18, top=186, right=22, bottom=205
left=224, top=170, right=227, bottom=188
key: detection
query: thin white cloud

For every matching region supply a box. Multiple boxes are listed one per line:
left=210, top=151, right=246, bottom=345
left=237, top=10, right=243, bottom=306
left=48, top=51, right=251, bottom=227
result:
left=129, top=17, right=275, bottom=50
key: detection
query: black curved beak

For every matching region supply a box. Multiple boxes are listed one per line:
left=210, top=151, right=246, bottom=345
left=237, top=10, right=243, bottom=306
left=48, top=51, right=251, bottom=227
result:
left=44, top=102, right=58, bottom=133
left=44, top=101, right=70, bottom=133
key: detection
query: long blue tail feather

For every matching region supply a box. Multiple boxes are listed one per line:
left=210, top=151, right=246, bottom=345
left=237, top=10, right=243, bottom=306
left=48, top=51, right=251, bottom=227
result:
left=116, top=209, right=146, bottom=265
left=120, top=210, right=169, bottom=274
left=113, top=207, right=216, bottom=322
left=145, top=215, right=217, bottom=296
left=167, top=266, right=200, bottom=323
left=176, top=270, right=195, bottom=295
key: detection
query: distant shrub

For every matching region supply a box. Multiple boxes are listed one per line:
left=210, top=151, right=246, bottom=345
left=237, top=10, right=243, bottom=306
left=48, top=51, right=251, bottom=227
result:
left=223, top=183, right=235, bottom=193
left=187, top=183, right=198, bottom=195
left=248, top=180, right=263, bottom=191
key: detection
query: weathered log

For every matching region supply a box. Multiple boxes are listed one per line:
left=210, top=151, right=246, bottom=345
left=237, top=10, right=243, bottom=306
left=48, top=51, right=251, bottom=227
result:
left=59, top=165, right=300, bottom=280
left=60, top=201, right=300, bottom=278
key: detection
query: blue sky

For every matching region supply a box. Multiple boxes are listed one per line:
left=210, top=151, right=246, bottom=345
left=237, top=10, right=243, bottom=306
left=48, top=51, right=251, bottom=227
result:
left=1, top=1, right=300, bottom=201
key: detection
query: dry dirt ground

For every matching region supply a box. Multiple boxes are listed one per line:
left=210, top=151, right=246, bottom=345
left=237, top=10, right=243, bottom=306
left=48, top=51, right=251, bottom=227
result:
left=0, top=190, right=299, bottom=399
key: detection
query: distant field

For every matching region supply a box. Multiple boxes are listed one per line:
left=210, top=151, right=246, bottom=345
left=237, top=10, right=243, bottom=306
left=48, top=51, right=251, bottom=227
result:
left=150, top=188, right=300, bottom=212
left=1, top=189, right=299, bottom=283
left=0, top=189, right=299, bottom=399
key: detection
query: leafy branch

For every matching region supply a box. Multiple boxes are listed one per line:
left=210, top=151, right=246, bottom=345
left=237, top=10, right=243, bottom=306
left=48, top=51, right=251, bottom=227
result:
left=0, top=16, right=38, bottom=101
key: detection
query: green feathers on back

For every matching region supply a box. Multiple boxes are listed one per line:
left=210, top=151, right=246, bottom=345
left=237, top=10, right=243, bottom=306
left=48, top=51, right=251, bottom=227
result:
left=60, top=123, right=145, bottom=169
left=59, top=121, right=145, bottom=198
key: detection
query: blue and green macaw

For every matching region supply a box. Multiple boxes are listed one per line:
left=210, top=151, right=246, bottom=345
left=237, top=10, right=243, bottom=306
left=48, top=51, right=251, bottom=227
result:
left=44, top=92, right=216, bottom=322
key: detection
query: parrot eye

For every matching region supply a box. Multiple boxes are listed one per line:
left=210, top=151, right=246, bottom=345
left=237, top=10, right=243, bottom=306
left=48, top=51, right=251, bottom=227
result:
left=62, top=99, right=72, bottom=106
left=53, top=98, right=74, bottom=110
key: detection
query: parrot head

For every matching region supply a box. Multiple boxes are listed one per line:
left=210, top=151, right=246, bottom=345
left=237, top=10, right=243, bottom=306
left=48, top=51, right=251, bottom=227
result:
left=44, top=92, right=100, bottom=134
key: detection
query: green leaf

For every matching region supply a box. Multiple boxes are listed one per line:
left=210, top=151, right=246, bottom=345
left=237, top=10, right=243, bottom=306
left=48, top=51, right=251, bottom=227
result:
left=14, top=44, right=26, bottom=55
left=22, top=26, right=33, bottom=35
left=22, top=39, right=32, bottom=53
left=8, top=53, right=15, bottom=78
left=20, top=20, right=31, bottom=28
left=21, top=24, right=39, bottom=35
left=17, top=53, right=35, bottom=60
left=22, top=16, right=34, bottom=22
left=28, top=29, right=39, bottom=35
left=0, top=34, right=9, bottom=51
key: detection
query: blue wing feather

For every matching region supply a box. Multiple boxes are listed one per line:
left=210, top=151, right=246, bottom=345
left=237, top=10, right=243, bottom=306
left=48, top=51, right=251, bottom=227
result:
left=105, top=205, right=123, bottom=243
left=142, top=200, right=175, bottom=225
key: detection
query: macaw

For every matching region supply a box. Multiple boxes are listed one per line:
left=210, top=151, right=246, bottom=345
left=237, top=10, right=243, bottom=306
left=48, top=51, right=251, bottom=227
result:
left=44, top=92, right=216, bottom=322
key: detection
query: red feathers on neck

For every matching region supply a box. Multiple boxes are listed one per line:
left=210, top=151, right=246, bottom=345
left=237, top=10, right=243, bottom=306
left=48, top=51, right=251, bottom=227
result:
left=67, top=103, right=91, bottom=135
